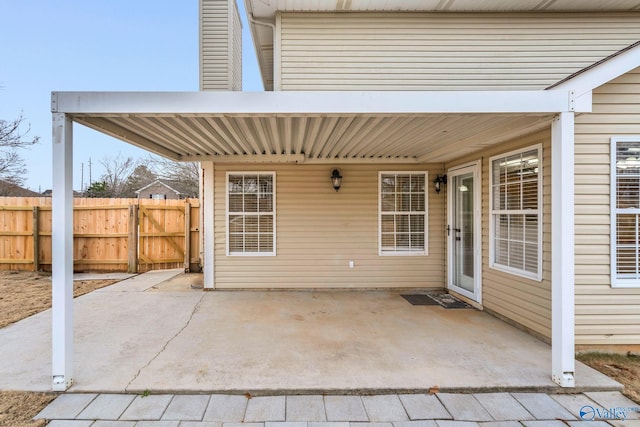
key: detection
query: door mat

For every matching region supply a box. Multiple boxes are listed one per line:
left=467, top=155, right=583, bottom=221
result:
left=427, top=293, right=472, bottom=309
left=401, top=294, right=439, bottom=305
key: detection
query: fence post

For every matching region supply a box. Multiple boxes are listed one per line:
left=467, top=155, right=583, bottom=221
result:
left=184, top=201, right=191, bottom=273
left=33, top=206, right=40, bottom=272
left=128, top=204, right=139, bottom=273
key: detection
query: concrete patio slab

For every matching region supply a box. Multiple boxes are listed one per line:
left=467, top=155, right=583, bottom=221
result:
left=181, top=422, right=222, bottom=427
left=0, top=270, right=622, bottom=394
left=76, top=393, right=136, bottom=420
left=437, top=394, right=491, bottom=422
left=511, top=393, right=575, bottom=420
left=47, top=421, right=94, bottom=427
left=472, top=393, right=533, bottom=421
left=267, top=422, right=308, bottom=427
left=120, top=394, right=173, bottom=421
left=162, top=394, right=210, bottom=421
left=203, top=395, right=248, bottom=422
left=245, top=396, right=286, bottom=422
left=398, top=394, right=451, bottom=420
left=287, top=395, right=326, bottom=421
left=550, top=393, right=602, bottom=419
left=392, top=421, right=438, bottom=427
left=477, top=422, right=521, bottom=427
left=434, top=421, right=480, bottom=427
left=38, top=391, right=639, bottom=426
left=361, top=395, right=409, bottom=422
left=324, top=396, right=369, bottom=422
left=584, top=391, right=640, bottom=419
left=34, top=393, right=97, bottom=419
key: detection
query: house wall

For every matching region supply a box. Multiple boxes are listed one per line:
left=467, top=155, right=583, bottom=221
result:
left=446, top=130, right=552, bottom=340
left=213, top=163, right=446, bottom=289
left=574, top=66, right=640, bottom=345
left=200, top=0, right=242, bottom=91
left=278, top=12, right=640, bottom=91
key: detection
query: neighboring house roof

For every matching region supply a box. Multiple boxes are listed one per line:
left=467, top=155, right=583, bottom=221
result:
left=0, top=180, right=41, bottom=197
left=245, top=0, right=640, bottom=91
left=134, top=179, right=181, bottom=195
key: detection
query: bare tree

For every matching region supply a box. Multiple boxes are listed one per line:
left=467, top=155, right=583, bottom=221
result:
left=0, top=114, right=40, bottom=186
left=145, top=155, right=199, bottom=198
left=99, top=154, right=138, bottom=197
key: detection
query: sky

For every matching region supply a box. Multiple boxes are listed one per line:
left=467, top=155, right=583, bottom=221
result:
left=0, top=0, right=263, bottom=192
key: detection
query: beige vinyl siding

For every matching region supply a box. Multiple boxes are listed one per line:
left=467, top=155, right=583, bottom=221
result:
left=446, top=130, right=552, bottom=340
left=213, top=164, right=445, bottom=289
left=574, top=67, right=640, bottom=345
left=200, top=0, right=241, bottom=91
left=279, top=12, right=640, bottom=91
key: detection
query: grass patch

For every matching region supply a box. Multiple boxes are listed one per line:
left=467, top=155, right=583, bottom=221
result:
left=0, top=271, right=118, bottom=329
left=0, top=391, right=56, bottom=427
left=577, top=352, right=640, bottom=403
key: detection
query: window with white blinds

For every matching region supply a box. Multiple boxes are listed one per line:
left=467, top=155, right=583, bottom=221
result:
left=379, top=172, right=428, bottom=255
left=489, top=145, right=542, bottom=280
left=226, top=172, right=275, bottom=256
left=611, top=138, right=640, bottom=287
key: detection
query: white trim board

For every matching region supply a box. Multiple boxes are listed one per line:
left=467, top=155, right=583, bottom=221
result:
left=52, top=90, right=584, bottom=115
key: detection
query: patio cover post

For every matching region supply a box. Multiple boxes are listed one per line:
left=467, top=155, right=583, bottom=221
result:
left=51, top=112, right=74, bottom=390
left=202, top=161, right=215, bottom=289
left=551, top=111, right=575, bottom=387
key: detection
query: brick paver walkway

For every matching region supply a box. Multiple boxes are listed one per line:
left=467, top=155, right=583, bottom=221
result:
left=35, top=391, right=640, bottom=426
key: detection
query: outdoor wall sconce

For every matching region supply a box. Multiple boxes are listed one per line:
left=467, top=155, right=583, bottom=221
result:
left=433, top=174, right=447, bottom=194
left=331, top=169, right=343, bottom=192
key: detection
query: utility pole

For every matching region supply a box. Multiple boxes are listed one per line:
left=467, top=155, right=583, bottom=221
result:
left=80, top=162, right=84, bottom=192
left=88, top=157, right=92, bottom=186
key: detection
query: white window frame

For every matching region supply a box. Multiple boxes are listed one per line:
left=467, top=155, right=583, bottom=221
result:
left=378, top=171, right=428, bottom=256
left=226, top=171, right=276, bottom=256
left=611, top=136, right=640, bottom=288
left=489, top=144, right=543, bottom=281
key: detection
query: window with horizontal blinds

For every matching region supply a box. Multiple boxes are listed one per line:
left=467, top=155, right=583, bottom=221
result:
left=379, top=172, right=427, bottom=255
left=226, top=172, right=275, bottom=256
left=612, top=138, right=640, bottom=287
left=489, top=145, right=542, bottom=280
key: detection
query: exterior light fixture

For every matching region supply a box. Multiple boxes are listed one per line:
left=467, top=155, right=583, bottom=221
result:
left=331, top=169, right=343, bottom=192
left=433, top=174, right=447, bottom=194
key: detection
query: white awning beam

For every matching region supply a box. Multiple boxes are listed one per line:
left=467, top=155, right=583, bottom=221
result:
left=52, top=89, right=586, bottom=115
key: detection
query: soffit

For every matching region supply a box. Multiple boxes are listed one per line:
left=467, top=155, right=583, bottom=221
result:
left=71, top=112, right=552, bottom=164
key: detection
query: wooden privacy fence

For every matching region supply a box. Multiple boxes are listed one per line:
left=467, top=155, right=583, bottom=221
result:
left=0, top=197, right=200, bottom=273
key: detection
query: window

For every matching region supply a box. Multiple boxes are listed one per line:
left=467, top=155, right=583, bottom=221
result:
left=226, top=172, right=275, bottom=256
left=611, top=137, right=640, bottom=287
left=489, top=145, right=542, bottom=280
left=379, top=172, right=427, bottom=255
left=150, top=194, right=166, bottom=200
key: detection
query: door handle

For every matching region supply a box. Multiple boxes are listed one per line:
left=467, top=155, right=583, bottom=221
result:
left=453, top=228, right=461, bottom=232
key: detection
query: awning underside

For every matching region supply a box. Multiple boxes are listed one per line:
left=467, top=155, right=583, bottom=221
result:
left=72, top=112, right=553, bottom=164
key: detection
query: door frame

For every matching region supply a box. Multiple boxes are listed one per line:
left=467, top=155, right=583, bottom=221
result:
left=447, top=160, right=483, bottom=304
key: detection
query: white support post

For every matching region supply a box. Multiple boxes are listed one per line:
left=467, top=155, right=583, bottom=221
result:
left=551, top=111, right=575, bottom=387
left=51, top=113, right=74, bottom=390
left=202, top=161, right=215, bottom=289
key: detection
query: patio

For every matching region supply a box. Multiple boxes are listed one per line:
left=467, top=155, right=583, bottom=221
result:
left=0, top=270, right=619, bottom=394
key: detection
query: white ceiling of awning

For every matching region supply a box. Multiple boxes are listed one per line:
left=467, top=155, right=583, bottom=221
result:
left=72, top=112, right=552, bottom=164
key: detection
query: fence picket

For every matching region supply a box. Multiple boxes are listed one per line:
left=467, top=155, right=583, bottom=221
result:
left=0, top=197, right=200, bottom=272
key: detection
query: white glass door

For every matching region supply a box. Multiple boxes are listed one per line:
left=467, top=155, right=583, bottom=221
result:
left=448, top=162, right=482, bottom=303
